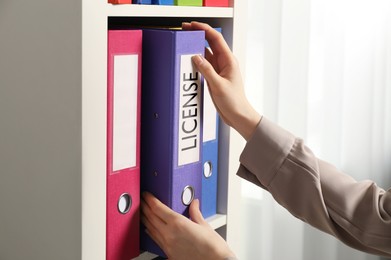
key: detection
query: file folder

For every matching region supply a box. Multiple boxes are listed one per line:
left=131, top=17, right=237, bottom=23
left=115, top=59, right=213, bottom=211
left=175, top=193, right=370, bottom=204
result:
left=203, top=0, right=229, bottom=6
left=140, top=29, right=205, bottom=256
left=108, top=0, right=132, bottom=4
left=152, top=0, right=174, bottom=4
left=133, top=0, right=152, bottom=3
left=107, top=29, right=142, bottom=260
left=201, top=27, right=221, bottom=218
left=175, top=0, right=202, bottom=6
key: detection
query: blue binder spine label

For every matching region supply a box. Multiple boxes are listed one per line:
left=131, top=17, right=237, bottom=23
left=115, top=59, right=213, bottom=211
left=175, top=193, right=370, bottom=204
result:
left=178, top=54, right=202, bottom=166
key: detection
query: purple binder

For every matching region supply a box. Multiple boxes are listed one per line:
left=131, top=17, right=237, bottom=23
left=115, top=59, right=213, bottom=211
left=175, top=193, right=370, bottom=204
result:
left=141, top=29, right=205, bottom=256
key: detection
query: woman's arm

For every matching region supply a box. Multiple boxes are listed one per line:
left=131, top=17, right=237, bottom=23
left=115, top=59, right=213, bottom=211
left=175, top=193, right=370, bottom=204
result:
left=238, top=117, right=391, bottom=257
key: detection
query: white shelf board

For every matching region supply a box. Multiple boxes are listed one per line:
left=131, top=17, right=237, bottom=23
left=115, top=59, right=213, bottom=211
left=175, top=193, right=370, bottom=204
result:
left=206, top=213, right=227, bottom=230
left=106, top=5, right=234, bottom=18
left=134, top=251, right=159, bottom=260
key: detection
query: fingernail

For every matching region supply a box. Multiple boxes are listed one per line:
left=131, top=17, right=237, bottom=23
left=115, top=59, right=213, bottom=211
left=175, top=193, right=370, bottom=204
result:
left=194, top=198, right=200, bottom=207
left=192, top=54, right=204, bottom=66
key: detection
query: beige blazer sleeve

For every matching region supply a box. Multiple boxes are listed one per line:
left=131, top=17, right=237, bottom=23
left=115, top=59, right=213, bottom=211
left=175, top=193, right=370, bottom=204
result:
left=237, top=117, right=391, bottom=257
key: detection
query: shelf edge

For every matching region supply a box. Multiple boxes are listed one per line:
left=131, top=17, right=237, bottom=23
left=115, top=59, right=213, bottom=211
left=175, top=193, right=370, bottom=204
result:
left=106, top=5, right=234, bottom=18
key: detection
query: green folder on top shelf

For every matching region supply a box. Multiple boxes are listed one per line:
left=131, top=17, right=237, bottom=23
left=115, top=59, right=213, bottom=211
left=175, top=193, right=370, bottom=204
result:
left=175, top=0, right=202, bottom=6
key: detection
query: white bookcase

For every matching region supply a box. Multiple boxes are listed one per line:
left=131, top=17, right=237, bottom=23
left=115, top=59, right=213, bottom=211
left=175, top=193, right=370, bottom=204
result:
left=0, top=1, right=248, bottom=259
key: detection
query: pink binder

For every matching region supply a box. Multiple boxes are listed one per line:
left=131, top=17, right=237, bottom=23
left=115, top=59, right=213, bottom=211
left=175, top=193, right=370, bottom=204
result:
left=107, top=29, right=142, bottom=260
left=108, top=0, right=132, bottom=4
left=203, top=0, right=228, bottom=6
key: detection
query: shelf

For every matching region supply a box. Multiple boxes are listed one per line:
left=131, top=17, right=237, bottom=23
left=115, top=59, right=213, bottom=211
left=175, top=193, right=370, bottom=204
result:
left=206, top=213, right=227, bottom=230
left=134, top=251, right=159, bottom=260
left=106, top=4, right=234, bottom=18
left=0, top=0, right=246, bottom=258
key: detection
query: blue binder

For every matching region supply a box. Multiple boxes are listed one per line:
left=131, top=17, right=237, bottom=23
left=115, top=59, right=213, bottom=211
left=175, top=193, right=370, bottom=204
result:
left=201, top=28, right=221, bottom=218
left=152, top=0, right=174, bottom=4
left=201, top=111, right=219, bottom=218
left=133, top=0, right=152, bottom=3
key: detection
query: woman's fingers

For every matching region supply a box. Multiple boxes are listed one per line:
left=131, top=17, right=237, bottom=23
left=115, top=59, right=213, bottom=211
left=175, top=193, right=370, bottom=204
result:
left=142, top=192, right=177, bottom=223
left=189, top=199, right=208, bottom=226
left=141, top=211, right=165, bottom=248
left=184, top=21, right=232, bottom=58
left=204, top=47, right=218, bottom=72
left=192, top=54, right=223, bottom=91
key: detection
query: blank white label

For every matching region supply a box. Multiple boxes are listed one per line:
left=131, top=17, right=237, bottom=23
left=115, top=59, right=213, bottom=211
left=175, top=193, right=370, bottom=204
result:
left=113, top=54, right=138, bottom=171
left=203, top=80, right=217, bottom=142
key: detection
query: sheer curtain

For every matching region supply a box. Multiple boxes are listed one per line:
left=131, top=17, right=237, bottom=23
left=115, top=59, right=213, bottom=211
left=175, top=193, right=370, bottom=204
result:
left=239, top=0, right=391, bottom=259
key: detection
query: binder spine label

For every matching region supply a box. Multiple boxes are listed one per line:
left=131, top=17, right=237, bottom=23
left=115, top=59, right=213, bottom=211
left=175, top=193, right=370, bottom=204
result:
left=178, top=54, right=202, bottom=166
left=113, top=54, right=139, bottom=171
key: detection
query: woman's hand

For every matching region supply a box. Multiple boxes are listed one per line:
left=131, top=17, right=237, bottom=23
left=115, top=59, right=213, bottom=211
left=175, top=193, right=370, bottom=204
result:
left=141, top=192, right=236, bottom=260
left=182, top=21, right=261, bottom=141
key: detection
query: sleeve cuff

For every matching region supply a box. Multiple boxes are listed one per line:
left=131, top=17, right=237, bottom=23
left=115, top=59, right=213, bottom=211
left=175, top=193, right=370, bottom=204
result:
left=237, top=117, right=296, bottom=188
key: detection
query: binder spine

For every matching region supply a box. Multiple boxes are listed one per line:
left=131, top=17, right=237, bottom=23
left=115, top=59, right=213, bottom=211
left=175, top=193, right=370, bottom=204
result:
left=201, top=115, right=219, bottom=218
left=172, top=31, right=205, bottom=215
left=203, top=0, right=229, bottom=7
left=152, top=0, right=174, bottom=4
left=108, top=0, right=132, bottom=4
left=174, top=0, right=202, bottom=6
left=107, top=30, right=142, bottom=260
left=141, top=29, right=205, bottom=257
left=201, top=27, right=221, bottom=218
left=132, top=0, right=152, bottom=3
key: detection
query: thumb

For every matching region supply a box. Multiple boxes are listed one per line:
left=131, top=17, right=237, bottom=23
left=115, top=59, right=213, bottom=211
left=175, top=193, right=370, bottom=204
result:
left=189, top=199, right=207, bottom=226
left=192, top=55, right=221, bottom=88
